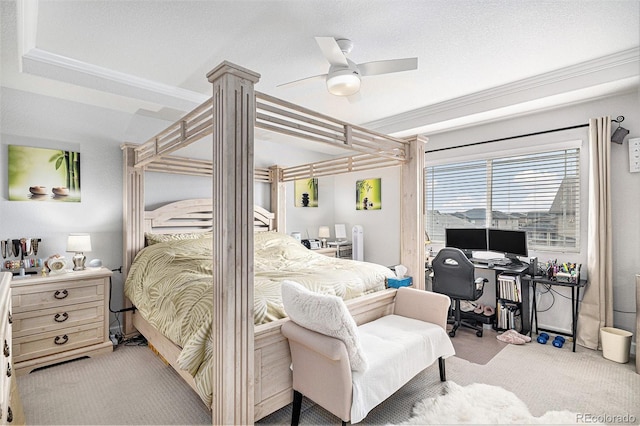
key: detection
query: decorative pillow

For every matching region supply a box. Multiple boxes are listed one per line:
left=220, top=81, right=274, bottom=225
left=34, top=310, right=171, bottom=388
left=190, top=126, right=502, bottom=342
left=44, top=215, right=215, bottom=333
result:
left=281, top=280, right=368, bottom=372
left=145, top=231, right=211, bottom=246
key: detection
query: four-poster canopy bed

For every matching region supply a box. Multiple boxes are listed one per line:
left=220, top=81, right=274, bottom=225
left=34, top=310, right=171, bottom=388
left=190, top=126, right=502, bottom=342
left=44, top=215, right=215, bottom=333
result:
left=122, top=61, right=426, bottom=424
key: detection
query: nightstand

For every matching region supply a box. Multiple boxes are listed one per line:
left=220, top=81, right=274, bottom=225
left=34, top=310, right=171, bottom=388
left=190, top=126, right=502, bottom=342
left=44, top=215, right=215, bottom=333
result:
left=10, top=268, right=113, bottom=375
left=312, top=247, right=338, bottom=257
left=328, top=241, right=352, bottom=259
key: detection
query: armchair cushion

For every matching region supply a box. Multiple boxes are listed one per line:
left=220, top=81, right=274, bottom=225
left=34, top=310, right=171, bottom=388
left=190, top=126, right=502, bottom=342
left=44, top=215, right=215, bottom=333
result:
left=281, top=280, right=368, bottom=372
left=351, top=314, right=455, bottom=423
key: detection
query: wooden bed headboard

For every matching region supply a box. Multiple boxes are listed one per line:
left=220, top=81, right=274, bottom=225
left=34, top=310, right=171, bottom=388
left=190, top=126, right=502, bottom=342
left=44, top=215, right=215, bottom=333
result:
left=144, top=198, right=275, bottom=234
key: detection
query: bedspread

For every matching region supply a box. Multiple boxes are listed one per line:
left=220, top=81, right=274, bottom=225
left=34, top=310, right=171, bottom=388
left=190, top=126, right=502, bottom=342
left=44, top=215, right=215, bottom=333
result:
left=124, top=231, right=393, bottom=407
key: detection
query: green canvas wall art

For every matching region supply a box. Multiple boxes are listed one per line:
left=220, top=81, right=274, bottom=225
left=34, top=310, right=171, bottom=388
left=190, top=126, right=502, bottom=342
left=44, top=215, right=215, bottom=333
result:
left=294, top=178, right=318, bottom=207
left=8, top=145, right=81, bottom=202
left=356, top=178, right=381, bottom=210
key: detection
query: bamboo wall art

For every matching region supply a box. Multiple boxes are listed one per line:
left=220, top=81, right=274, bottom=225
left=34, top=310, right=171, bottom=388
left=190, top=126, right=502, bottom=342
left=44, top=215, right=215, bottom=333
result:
left=294, top=178, right=318, bottom=207
left=356, top=178, right=381, bottom=210
left=8, top=145, right=81, bottom=202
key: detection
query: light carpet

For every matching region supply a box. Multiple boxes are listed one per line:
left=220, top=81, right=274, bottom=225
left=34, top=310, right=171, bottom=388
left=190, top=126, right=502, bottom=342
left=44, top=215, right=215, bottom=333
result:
left=448, top=327, right=507, bottom=365
left=17, top=344, right=211, bottom=425
left=400, top=381, right=580, bottom=425
left=17, top=336, right=639, bottom=425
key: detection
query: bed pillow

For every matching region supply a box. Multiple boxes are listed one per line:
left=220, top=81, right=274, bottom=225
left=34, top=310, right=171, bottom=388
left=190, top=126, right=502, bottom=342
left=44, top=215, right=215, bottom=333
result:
left=145, top=231, right=211, bottom=246
left=281, top=280, right=368, bottom=372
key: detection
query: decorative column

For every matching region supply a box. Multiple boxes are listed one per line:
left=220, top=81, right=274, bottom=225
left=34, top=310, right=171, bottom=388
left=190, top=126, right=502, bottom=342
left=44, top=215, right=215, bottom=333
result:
left=121, top=144, right=144, bottom=335
left=207, top=61, right=260, bottom=425
left=400, top=135, right=428, bottom=290
left=269, top=165, right=286, bottom=232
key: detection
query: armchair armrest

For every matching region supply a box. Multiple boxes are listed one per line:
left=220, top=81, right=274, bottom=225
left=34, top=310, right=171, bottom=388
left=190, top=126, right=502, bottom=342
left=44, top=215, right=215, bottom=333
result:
left=393, top=287, right=451, bottom=330
left=281, top=320, right=348, bottom=361
left=281, top=321, right=353, bottom=421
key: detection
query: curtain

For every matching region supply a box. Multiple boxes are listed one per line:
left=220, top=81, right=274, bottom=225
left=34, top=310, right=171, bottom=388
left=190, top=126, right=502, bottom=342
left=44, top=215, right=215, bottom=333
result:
left=576, top=116, right=614, bottom=350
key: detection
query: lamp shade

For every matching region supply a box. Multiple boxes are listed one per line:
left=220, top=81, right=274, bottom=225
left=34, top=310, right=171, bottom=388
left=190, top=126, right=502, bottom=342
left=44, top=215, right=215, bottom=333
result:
left=67, top=234, right=92, bottom=253
left=318, top=226, right=331, bottom=239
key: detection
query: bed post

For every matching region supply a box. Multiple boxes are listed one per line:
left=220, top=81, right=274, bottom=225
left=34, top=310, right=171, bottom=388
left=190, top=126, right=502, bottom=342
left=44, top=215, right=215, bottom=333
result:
left=269, top=165, right=286, bottom=232
left=207, top=61, right=260, bottom=425
left=401, top=135, right=427, bottom=290
left=121, top=144, right=145, bottom=335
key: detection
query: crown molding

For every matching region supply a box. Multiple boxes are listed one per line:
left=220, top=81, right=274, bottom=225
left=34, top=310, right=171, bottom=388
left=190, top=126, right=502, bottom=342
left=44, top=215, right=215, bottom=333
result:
left=366, top=47, right=640, bottom=136
left=16, top=0, right=207, bottom=111
left=21, top=48, right=208, bottom=111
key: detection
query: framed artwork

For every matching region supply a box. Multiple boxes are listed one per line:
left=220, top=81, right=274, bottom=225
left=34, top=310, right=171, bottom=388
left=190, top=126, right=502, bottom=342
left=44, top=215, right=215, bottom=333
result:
left=356, top=178, right=381, bottom=210
left=294, top=178, right=318, bottom=207
left=8, top=145, right=81, bottom=202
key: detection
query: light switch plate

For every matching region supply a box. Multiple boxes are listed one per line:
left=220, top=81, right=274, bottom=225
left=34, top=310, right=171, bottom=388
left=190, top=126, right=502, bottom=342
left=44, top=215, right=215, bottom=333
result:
left=629, top=138, right=640, bottom=173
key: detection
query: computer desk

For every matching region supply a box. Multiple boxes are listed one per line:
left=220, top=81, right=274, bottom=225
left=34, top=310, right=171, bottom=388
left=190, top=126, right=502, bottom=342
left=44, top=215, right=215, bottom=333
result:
left=426, top=257, right=530, bottom=333
left=522, top=275, right=587, bottom=352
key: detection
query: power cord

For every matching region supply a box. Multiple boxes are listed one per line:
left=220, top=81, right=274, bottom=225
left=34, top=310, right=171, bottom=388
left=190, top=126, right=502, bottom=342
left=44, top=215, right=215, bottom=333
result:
left=108, top=267, right=136, bottom=345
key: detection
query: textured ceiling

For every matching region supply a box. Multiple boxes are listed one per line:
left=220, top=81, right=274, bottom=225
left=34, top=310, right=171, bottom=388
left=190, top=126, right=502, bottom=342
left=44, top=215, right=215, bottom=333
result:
left=1, top=0, right=639, bottom=138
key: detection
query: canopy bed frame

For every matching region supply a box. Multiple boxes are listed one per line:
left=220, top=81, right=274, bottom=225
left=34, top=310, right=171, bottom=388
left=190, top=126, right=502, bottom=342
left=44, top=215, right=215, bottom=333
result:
left=122, top=61, right=426, bottom=424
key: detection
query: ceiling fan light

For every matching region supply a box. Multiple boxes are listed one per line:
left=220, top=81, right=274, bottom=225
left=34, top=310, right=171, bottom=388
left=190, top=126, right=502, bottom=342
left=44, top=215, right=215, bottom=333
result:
left=326, top=71, right=361, bottom=96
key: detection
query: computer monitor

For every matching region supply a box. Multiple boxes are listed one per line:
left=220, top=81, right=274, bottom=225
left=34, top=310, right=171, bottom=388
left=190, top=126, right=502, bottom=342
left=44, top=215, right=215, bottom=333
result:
left=487, top=229, right=528, bottom=265
left=444, top=228, right=487, bottom=257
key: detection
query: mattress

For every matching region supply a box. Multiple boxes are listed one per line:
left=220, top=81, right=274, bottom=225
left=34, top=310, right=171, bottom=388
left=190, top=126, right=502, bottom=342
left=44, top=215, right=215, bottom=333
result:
left=124, top=231, right=393, bottom=406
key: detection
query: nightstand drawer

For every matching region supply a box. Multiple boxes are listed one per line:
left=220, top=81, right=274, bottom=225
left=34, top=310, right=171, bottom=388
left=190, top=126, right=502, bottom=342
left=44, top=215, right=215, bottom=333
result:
left=11, top=278, right=105, bottom=313
left=13, top=322, right=105, bottom=363
left=12, top=300, right=105, bottom=338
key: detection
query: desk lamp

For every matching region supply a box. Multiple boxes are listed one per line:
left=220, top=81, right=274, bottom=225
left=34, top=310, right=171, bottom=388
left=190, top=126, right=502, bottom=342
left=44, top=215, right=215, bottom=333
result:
left=318, top=226, right=330, bottom=248
left=67, top=233, right=92, bottom=271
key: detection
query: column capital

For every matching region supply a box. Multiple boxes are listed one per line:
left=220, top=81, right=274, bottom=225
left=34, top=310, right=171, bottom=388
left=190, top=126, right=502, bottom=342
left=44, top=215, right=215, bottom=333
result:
left=207, top=60, right=261, bottom=84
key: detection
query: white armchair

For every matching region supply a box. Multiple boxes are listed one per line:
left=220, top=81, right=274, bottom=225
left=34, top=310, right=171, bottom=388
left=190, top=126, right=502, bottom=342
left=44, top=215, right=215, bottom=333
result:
left=280, top=281, right=455, bottom=425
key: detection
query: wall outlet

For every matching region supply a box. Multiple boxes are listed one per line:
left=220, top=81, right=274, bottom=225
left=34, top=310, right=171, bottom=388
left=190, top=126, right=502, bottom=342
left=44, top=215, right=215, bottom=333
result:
left=629, top=138, right=640, bottom=173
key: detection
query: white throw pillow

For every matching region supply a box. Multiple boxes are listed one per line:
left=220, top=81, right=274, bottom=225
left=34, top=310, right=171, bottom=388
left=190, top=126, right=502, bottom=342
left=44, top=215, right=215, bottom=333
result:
left=281, top=280, right=368, bottom=372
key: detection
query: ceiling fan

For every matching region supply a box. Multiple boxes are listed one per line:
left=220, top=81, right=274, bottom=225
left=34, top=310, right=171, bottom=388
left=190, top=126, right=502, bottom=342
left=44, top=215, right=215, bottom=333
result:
left=279, top=37, right=418, bottom=98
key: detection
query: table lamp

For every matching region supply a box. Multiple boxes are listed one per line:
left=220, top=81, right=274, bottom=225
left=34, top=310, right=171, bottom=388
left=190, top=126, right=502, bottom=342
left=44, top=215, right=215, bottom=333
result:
left=318, top=226, right=330, bottom=248
left=67, top=233, right=92, bottom=271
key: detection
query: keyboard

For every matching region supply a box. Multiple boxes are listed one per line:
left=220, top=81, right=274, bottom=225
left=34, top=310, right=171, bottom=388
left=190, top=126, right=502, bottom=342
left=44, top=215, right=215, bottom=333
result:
left=470, top=257, right=527, bottom=268
left=469, top=257, right=493, bottom=265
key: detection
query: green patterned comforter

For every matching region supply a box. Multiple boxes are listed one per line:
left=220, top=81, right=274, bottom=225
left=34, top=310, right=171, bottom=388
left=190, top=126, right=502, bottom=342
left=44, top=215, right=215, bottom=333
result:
left=124, top=231, right=393, bottom=407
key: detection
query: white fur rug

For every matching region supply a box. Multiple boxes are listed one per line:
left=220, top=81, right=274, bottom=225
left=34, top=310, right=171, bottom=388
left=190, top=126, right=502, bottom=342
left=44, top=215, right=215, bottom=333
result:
left=400, top=382, right=581, bottom=424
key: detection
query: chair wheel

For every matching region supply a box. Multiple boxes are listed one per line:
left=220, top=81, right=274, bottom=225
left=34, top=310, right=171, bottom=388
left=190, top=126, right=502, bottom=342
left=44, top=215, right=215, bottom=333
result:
left=449, top=330, right=456, bottom=337
left=476, top=331, right=483, bottom=337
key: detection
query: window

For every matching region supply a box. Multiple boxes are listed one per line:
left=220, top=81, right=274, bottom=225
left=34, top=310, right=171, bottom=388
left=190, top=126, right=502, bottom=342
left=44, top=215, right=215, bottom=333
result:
left=425, top=148, right=580, bottom=252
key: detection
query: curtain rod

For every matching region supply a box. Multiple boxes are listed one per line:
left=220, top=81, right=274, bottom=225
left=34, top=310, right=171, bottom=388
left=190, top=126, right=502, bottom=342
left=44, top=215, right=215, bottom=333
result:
left=424, top=123, right=589, bottom=154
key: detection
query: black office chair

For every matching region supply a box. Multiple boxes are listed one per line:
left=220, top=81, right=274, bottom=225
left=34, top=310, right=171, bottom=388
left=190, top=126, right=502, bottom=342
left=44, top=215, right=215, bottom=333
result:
left=432, top=247, right=488, bottom=337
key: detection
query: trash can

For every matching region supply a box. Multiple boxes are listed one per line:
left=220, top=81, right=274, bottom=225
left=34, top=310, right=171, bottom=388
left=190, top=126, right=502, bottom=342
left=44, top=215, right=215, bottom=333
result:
left=600, top=327, right=633, bottom=363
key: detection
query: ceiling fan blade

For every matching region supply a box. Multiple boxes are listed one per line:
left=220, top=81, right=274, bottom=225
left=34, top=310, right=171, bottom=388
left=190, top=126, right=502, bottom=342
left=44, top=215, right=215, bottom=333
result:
left=277, top=73, right=327, bottom=88
left=315, top=37, right=349, bottom=67
left=358, top=57, right=418, bottom=77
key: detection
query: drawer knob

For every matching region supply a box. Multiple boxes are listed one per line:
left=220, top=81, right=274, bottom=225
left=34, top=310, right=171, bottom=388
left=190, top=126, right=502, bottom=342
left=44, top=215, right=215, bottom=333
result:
left=54, top=334, right=69, bottom=345
left=6, top=362, right=11, bottom=377
left=7, top=312, right=12, bottom=324
left=54, top=312, right=69, bottom=323
left=54, top=289, right=69, bottom=299
left=3, top=340, right=8, bottom=357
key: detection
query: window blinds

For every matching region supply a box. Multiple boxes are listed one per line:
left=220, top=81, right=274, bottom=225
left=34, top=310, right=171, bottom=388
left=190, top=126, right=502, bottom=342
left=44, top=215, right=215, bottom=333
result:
left=425, top=148, right=580, bottom=251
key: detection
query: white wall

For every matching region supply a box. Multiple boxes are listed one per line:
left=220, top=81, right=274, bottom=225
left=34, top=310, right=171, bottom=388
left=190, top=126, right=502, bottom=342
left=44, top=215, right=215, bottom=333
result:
left=334, top=167, right=401, bottom=267
left=423, top=91, right=640, bottom=343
